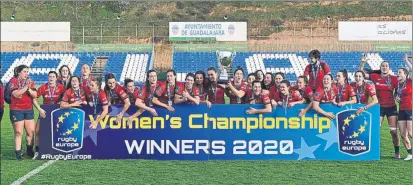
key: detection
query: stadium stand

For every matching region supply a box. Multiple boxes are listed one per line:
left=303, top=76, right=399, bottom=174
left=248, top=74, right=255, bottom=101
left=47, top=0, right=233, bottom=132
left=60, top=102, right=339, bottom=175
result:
left=1, top=51, right=409, bottom=84
left=1, top=52, right=153, bottom=85
left=173, top=51, right=411, bottom=82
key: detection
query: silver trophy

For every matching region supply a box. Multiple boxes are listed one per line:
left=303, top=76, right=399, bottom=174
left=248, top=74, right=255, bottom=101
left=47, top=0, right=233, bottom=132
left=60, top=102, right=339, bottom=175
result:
left=216, top=50, right=236, bottom=84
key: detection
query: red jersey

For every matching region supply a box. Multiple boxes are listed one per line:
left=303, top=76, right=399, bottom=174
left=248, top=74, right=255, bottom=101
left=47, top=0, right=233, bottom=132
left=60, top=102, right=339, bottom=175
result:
left=206, top=82, right=225, bottom=104
left=313, top=87, right=337, bottom=104
left=370, top=73, right=398, bottom=107
left=80, top=75, right=93, bottom=89
left=246, top=90, right=271, bottom=105
left=0, top=82, right=4, bottom=109
left=80, top=75, right=93, bottom=95
left=351, top=82, right=376, bottom=104
left=87, top=90, right=109, bottom=106
left=124, top=86, right=140, bottom=105
left=9, top=77, right=36, bottom=110
left=335, top=83, right=356, bottom=103
left=37, top=83, right=65, bottom=104
left=61, top=87, right=87, bottom=104
left=106, top=83, right=128, bottom=104
left=226, top=81, right=247, bottom=104
left=155, top=82, right=184, bottom=105
left=138, top=81, right=163, bottom=106
left=291, top=85, right=313, bottom=103
left=274, top=90, right=303, bottom=104
left=398, top=78, right=412, bottom=111
left=304, top=61, right=331, bottom=90
left=196, top=84, right=207, bottom=101
left=177, top=85, right=200, bottom=104
left=269, top=85, right=280, bottom=101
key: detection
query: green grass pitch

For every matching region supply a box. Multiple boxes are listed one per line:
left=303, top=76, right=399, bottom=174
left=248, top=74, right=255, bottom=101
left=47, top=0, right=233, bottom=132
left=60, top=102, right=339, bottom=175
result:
left=1, top=98, right=411, bottom=184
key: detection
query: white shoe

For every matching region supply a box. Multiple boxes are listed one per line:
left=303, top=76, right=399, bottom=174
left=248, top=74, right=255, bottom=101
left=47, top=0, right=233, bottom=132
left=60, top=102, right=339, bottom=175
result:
left=404, top=154, right=412, bottom=161
left=32, top=152, right=39, bottom=160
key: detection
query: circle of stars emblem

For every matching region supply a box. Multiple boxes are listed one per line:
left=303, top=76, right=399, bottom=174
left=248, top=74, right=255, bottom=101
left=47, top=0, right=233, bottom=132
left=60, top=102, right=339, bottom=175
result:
left=56, top=111, right=81, bottom=136
left=342, top=113, right=368, bottom=139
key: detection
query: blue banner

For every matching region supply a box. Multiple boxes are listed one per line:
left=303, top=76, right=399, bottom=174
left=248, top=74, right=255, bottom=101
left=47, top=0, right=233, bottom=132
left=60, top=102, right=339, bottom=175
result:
left=39, top=104, right=380, bottom=160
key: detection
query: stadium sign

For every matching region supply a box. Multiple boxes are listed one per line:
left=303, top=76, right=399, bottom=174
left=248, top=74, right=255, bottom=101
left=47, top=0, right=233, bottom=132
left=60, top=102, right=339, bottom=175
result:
left=169, top=22, right=247, bottom=42
left=374, top=44, right=412, bottom=52
left=339, top=21, right=412, bottom=41
left=1, top=22, right=70, bottom=42
left=39, top=104, right=380, bottom=160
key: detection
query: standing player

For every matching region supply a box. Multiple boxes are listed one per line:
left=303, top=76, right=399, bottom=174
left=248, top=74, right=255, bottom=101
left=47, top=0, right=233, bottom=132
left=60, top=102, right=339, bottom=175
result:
left=104, top=73, right=131, bottom=124
left=262, top=72, right=275, bottom=90
left=80, top=64, right=94, bottom=91
left=245, top=80, right=272, bottom=114
left=175, top=73, right=200, bottom=105
left=60, top=76, right=88, bottom=109
left=334, top=69, right=357, bottom=106
left=304, top=50, right=331, bottom=92
left=395, top=68, right=412, bottom=160
left=195, top=71, right=208, bottom=102
left=57, top=65, right=72, bottom=88
left=294, top=76, right=314, bottom=117
left=244, top=73, right=256, bottom=103
left=361, top=59, right=400, bottom=158
left=269, top=72, right=285, bottom=107
left=88, top=77, right=109, bottom=129
left=124, top=78, right=140, bottom=105
left=224, top=68, right=247, bottom=104
left=255, top=70, right=264, bottom=83
left=9, top=65, right=37, bottom=160
left=32, top=71, right=65, bottom=159
left=274, top=80, right=304, bottom=109
left=131, top=70, right=161, bottom=119
left=351, top=70, right=378, bottom=115
left=152, top=69, right=182, bottom=111
left=312, top=74, right=336, bottom=120
left=205, top=67, right=226, bottom=108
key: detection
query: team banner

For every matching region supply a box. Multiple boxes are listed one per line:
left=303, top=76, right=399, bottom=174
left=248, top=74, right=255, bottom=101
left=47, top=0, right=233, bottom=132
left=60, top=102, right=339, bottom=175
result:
left=39, top=104, right=380, bottom=160
left=169, top=22, right=247, bottom=42
left=338, top=21, right=412, bottom=41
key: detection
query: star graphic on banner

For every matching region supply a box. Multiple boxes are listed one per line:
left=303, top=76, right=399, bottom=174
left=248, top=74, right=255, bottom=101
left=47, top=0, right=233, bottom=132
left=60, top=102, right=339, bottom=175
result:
left=58, top=115, right=64, bottom=123
left=343, top=117, right=350, bottom=126
left=84, top=121, right=107, bottom=146
left=294, top=137, right=320, bottom=160
left=317, top=122, right=338, bottom=151
left=72, top=123, right=79, bottom=130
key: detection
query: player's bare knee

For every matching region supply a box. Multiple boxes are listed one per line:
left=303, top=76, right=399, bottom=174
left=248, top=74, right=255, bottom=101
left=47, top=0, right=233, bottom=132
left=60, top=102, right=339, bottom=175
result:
left=14, top=130, right=23, bottom=137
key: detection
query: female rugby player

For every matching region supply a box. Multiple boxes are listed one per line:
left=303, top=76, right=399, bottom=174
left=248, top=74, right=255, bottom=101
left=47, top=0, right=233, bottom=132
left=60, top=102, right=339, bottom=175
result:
left=9, top=65, right=37, bottom=160
left=32, top=71, right=65, bottom=159
left=395, top=68, right=412, bottom=160
left=361, top=58, right=401, bottom=159
left=175, top=73, right=200, bottom=105
left=312, top=74, right=336, bottom=120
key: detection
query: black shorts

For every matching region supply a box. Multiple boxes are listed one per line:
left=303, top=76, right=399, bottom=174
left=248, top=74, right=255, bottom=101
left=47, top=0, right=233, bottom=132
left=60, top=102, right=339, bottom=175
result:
left=10, top=109, right=35, bottom=123
left=380, top=106, right=398, bottom=118
left=398, top=110, right=412, bottom=121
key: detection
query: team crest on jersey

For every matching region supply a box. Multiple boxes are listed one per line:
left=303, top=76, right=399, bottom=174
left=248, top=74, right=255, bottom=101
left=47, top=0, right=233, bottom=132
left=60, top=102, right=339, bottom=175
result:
left=138, top=89, right=144, bottom=97
left=314, top=92, right=321, bottom=99
left=175, top=85, right=181, bottom=93
left=156, top=86, right=163, bottom=94
left=337, top=109, right=371, bottom=156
